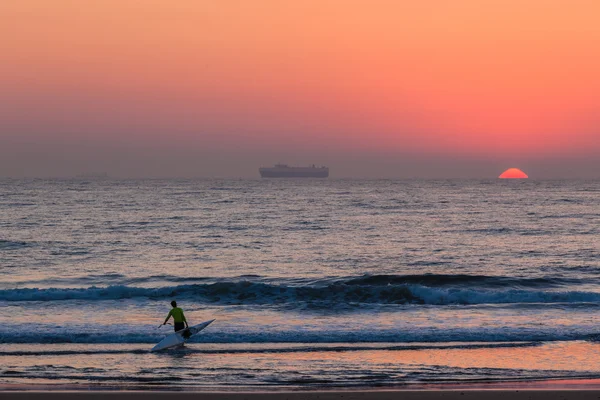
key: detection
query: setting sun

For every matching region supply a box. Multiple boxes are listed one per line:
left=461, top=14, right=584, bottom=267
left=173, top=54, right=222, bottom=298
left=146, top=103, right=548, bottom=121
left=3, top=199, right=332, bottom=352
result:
left=499, top=168, right=529, bottom=179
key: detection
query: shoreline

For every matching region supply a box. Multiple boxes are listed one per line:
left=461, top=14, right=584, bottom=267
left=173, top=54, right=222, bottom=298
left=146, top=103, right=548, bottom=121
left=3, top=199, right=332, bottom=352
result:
left=4, top=378, right=600, bottom=392
left=5, top=389, right=600, bottom=400
left=5, top=341, right=600, bottom=390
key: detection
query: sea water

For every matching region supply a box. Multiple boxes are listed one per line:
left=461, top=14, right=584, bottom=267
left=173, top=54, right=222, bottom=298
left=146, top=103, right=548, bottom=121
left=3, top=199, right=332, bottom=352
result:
left=1, top=178, right=599, bottom=389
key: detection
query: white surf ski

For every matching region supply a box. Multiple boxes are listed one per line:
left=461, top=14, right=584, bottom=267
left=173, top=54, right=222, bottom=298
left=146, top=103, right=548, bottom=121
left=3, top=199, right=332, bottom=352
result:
left=151, top=319, right=215, bottom=352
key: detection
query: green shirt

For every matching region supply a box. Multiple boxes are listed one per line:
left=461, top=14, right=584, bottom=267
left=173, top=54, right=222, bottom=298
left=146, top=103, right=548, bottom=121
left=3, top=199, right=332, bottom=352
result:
left=167, top=307, right=186, bottom=323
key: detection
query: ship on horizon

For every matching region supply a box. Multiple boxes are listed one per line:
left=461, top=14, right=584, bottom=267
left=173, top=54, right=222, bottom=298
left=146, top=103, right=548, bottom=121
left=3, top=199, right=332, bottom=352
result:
left=259, top=164, right=329, bottom=178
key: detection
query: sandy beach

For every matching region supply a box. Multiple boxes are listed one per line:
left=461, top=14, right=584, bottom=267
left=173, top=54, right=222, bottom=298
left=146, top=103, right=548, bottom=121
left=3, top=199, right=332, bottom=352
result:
left=4, top=390, right=600, bottom=400
left=6, top=380, right=600, bottom=400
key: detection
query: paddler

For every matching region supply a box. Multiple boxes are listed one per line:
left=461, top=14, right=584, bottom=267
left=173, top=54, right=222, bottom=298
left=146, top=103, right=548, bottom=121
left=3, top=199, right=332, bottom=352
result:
left=162, top=300, right=189, bottom=335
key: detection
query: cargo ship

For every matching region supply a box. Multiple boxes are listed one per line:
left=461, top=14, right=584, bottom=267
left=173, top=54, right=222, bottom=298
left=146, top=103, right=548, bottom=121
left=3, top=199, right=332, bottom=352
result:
left=259, top=164, right=329, bottom=178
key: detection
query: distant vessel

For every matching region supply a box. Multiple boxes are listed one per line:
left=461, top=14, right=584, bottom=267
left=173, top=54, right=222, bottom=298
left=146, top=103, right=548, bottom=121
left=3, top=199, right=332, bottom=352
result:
left=259, top=164, right=329, bottom=178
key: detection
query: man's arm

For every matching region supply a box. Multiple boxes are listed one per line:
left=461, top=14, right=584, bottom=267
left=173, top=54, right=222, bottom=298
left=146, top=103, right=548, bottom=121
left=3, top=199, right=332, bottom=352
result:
left=163, top=310, right=173, bottom=325
left=182, top=311, right=188, bottom=328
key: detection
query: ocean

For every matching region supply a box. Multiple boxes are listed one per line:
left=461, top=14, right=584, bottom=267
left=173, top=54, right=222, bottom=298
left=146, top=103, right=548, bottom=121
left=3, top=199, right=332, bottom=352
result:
left=1, top=178, right=599, bottom=389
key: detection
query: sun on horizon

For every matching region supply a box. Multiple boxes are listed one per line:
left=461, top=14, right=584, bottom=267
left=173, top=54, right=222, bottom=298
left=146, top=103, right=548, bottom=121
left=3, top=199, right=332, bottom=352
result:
left=499, top=168, right=529, bottom=179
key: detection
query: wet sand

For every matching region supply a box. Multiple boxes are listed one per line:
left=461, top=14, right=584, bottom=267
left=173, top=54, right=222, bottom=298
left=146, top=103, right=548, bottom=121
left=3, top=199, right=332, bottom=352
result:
left=4, top=379, right=600, bottom=399
left=4, top=390, right=600, bottom=400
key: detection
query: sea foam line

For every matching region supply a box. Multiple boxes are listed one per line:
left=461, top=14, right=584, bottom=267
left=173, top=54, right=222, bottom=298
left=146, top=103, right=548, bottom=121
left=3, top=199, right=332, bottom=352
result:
left=0, top=325, right=596, bottom=344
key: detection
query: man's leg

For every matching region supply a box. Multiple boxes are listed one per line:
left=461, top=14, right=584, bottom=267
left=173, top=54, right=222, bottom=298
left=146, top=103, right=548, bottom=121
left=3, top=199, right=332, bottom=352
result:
left=174, top=322, right=185, bottom=332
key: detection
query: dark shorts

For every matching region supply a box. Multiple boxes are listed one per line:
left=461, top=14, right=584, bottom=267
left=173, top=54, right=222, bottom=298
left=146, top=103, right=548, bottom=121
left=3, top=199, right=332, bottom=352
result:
left=174, top=322, right=185, bottom=332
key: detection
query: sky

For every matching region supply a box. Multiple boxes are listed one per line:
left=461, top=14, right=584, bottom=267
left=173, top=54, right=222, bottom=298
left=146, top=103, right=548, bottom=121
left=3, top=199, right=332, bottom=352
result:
left=1, top=0, right=599, bottom=178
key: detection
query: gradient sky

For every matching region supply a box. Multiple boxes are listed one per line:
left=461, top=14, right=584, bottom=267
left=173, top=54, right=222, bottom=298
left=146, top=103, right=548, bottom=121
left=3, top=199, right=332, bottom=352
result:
left=1, top=0, right=599, bottom=178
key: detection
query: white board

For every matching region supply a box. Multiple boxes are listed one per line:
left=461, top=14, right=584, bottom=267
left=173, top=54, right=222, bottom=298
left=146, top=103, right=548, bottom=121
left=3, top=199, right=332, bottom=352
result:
left=151, top=319, right=215, bottom=352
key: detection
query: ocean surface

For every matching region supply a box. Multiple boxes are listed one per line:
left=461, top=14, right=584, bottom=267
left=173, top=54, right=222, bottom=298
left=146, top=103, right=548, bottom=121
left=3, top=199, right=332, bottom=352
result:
left=1, top=178, right=599, bottom=389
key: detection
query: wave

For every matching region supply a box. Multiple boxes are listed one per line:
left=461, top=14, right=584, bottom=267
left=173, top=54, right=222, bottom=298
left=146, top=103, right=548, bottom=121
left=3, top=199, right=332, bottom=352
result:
left=2, top=274, right=599, bottom=305
left=0, top=239, right=31, bottom=250
left=5, top=274, right=211, bottom=287
left=0, top=342, right=541, bottom=355
left=342, top=274, right=583, bottom=287
left=10, top=273, right=590, bottom=288
left=0, top=323, right=594, bottom=344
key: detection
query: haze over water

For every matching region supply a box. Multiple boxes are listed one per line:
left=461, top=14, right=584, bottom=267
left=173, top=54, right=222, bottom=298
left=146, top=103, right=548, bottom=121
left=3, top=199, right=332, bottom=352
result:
left=1, top=178, right=599, bottom=389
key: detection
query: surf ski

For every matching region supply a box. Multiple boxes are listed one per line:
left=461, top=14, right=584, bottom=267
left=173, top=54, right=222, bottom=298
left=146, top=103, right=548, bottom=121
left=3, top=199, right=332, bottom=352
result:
left=152, top=319, right=215, bottom=352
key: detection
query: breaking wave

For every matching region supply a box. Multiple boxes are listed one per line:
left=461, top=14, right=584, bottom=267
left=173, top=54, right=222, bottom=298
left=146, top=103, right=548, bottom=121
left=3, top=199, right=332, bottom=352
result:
left=2, top=274, right=600, bottom=306
left=0, top=324, right=594, bottom=344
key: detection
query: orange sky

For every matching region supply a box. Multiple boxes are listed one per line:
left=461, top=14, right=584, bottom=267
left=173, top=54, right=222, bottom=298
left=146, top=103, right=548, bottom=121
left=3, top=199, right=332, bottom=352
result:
left=1, top=0, right=599, bottom=177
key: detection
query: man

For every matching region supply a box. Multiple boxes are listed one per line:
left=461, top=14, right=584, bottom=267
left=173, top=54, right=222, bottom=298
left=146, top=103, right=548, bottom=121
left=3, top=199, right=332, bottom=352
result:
left=163, top=300, right=189, bottom=334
